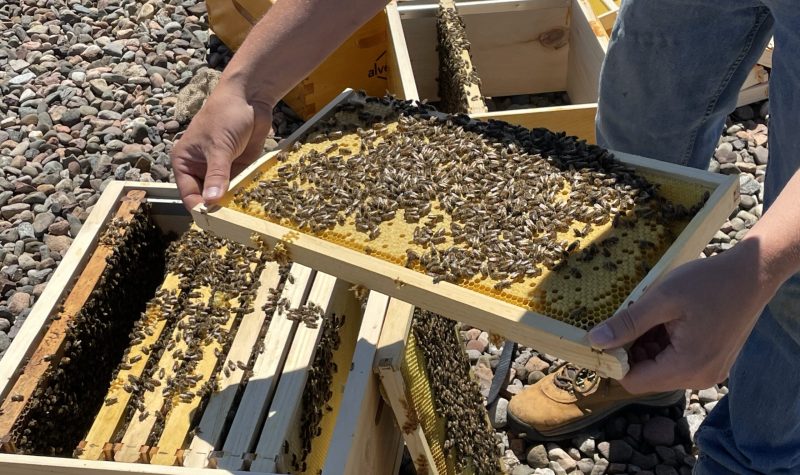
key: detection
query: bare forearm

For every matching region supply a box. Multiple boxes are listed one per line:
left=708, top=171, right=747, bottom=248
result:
left=740, top=169, right=800, bottom=290
left=221, top=0, right=388, bottom=106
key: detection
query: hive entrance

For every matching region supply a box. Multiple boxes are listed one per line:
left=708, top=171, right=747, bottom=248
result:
left=228, top=94, right=710, bottom=330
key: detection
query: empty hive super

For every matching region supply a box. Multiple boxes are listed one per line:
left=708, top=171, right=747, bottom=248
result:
left=223, top=93, right=709, bottom=334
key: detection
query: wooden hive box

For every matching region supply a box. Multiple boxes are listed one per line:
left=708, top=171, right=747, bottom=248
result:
left=192, top=89, right=739, bottom=380
left=0, top=182, right=402, bottom=475
left=390, top=0, right=608, bottom=142
left=208, top=0, right=419, bottom=119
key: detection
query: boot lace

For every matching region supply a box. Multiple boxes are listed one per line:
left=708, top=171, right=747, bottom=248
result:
left=552, top=363, right=599, bottom=394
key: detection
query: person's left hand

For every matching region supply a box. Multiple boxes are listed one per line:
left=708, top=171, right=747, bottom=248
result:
left=588, top=238, right=780, bottom=393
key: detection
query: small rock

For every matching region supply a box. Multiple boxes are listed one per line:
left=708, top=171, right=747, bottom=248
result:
left=548, top=461, right=568, bottom=475
left=572, top=434, right=596, bottom=456
left=466, top=349, right=482, bottom=362
left=655, top=465, right=679, bottom=475
left=577, top=459, right=594, bottom=474
left=489, top=397, right=508, bottom=429
left=643, top=416, right=676, bottom=447
left=683, top=414, right=705, bottom=442
left=7, top=292, right=32, bottom=315
left=548, top=447, right=577, bottom=472
left=18, top=222, right=36, bottom=240
left=0, top=333, right=9, bottom=354
left=714, top=142, right=736, bottom=163
left=607, top=462, right=627, bottom=474
left=697, top=387, right=718, bottom=404
left=630, top=451, right=659, bottom=470
left=597, top=440, right=633, bottom=463
left=48, top=219, right=71, bottom=236
left=525, top=356, right=550, bottom=373
left=10, top=72, right=36, bottom=85
left=43, top=234, right=72, bottom=255
left=533, top=469, right=555, bottom=475
left=739, top=174, right=761, bottom=195
left=33, top=212, right=55, bottom=235
left=18, top=253, right=37, bottom=270
left=590, top=459, right=609, bottom=475
left=1, top=203, right=31, bottom=219
left=512, top=465, right=536, bottom=475
left=527, top=444, right=549, bottom=469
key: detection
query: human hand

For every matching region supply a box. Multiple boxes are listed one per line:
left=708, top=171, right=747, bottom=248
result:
left=587, top=239, right=780, bottom=393
left=171, top=84, right=273, bottom=210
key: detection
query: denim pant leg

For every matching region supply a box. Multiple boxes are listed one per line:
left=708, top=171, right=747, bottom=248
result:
left=595, top=0, right=800, bottom=473
left=694, top=1, right=800, bottom=473
left=596, top=0, right=773, bottom=169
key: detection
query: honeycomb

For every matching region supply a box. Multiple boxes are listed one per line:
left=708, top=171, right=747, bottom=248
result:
left=228, top=94, right=711, bottom=331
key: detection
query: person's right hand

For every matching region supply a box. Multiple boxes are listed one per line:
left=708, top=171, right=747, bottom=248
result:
left=171, top=83, right=273, bottom=210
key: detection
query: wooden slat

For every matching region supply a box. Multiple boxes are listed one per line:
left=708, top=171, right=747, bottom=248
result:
left=386, top=1, right=421, bottom=101
left=181, top=262, right=282, bottom=468
left=757, top=37, right=773, bottom=68
left=114, top=246, right=232, bottom=463
left=741, top=65, right=769, bottom=91
left=0, top=190, right=147, bottom=450
left=149, top=255, right=261, bottom=466
left=438, top=0, right=487, bottom=114
left=375, top=299, right=439, bottom=475
left=0, top=453, right=274, bottom=475
left=215, top=264, right=315, bottom=470
left=566, top=0, right=609, bottom=104
left=249, top=273, right=361, bottom=473
left=322, top=292, right=404, bottom=475
left=398, top=0, right=571, bottom=100
left=736, top=81, right=769, bottom=108
left=79, top=271, right=183, bottom=461
left=470, top=103, right=598, bottom=143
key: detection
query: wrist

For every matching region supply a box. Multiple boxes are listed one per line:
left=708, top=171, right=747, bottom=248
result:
left=219, top=66, right=279, bottom=110
left=736, top=231, right=797, bottom=297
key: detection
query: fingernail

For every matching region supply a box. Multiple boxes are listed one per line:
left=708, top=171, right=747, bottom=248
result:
left=588, top=323, right=614, bottom=347
left=203, top=186, right=222, bottom=201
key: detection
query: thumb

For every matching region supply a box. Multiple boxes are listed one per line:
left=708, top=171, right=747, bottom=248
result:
left=202, top=150, right=232, bottom=204
left=588, top=296, right=672, bottom=349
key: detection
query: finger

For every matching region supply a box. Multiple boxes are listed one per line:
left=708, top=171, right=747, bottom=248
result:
left=619, top=344, right=686, bottom=394
left=588, top=295, right=675, bottom=349
left=202, top=150, right=233, bottom=204
left=174, top=167, right=204, bottom=211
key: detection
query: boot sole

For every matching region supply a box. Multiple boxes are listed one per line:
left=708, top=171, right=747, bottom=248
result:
left=507, top=390, right=686, bottom=442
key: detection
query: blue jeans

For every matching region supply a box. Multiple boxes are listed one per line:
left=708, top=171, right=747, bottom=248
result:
left=596, top=0, right=800, bottom=473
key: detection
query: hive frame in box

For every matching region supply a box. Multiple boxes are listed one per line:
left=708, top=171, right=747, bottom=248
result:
left=0, top=181, right=402, bottom=475
left=388, top=0, right=604, bottom=142
left=394, top=0, right=609, bottom=105
left=192, top=88, right=739, bottom=380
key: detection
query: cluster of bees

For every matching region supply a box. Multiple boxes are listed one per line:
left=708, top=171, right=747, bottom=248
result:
left=232, top=94, right=706, bottom=331
left=12, top=207, right=167, bottom=455
left=114, top=229, right=269, bottom=443
left=289, top=310, right=346, bottom=473
left=411, top=309, right=498, bottom=474
left=436, top=2, right=483, bottom=113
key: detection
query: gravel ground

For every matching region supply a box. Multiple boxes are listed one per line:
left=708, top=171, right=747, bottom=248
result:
left=0, top=0, right=770, bottom=472
left=0, top=0, right=298, bottom=354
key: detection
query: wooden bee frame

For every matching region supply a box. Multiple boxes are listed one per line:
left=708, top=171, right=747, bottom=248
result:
left=0, top=182, right=402, bottom=475
left=192, top=88, right=739, bottom=380
left=388, top=0, right=608, bottom=142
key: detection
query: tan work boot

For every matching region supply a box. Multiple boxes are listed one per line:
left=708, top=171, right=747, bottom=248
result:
left=507, top=363, right=684, bottom=441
